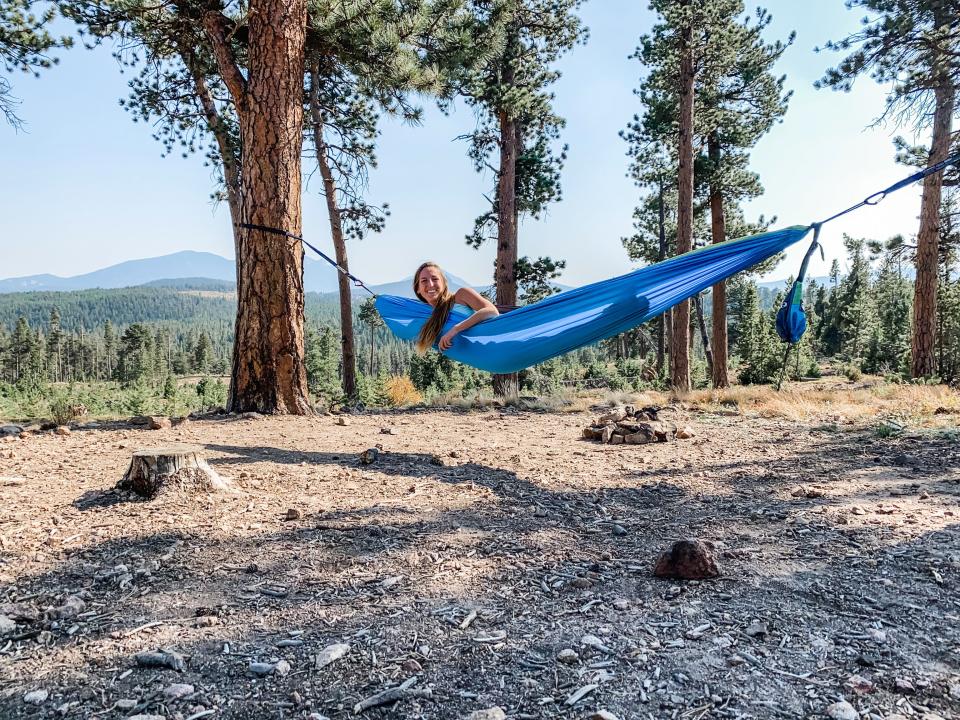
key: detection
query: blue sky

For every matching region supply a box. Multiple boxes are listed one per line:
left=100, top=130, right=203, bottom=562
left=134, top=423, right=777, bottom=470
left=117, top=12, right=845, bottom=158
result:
left=0, top=1, right=929, bottom=287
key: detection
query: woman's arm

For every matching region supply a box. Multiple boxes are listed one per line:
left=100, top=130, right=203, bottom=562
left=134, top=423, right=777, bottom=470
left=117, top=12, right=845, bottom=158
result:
left=437, top=287, right=500, bottom=350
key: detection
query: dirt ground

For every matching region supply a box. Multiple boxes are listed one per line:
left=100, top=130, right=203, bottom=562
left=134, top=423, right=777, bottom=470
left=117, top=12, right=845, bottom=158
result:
left=1, top=389, right=959, bottom=720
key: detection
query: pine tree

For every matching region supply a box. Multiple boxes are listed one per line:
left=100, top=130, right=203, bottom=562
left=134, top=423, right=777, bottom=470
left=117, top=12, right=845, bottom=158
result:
left=0, top=0, right=71, bottom=126
left=818, top=0, right=960, bottom=378
left=457, top=0, right=586, bottom=397
left=697, top=3, right=792, bottom=388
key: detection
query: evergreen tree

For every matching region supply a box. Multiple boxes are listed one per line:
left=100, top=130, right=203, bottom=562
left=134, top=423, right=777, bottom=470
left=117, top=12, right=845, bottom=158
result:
left=818, top=0, right=960, bottom=378
left=358, top=296, right=385, bottom=377
left=116, top=323, right=154, bottom=384
left=193, top=331, right=212, bottom=373
left=456, top=0, right=586, bottom=396
left=0, top=0, right=71, bottom=126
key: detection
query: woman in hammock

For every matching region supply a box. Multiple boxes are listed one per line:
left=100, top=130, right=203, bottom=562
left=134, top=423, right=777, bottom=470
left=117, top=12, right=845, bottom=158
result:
left=413, top=261, right=499, bottom=352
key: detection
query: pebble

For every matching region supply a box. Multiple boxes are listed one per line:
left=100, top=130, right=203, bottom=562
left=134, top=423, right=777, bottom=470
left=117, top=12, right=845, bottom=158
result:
left=163, top=683, right=194, bottom=700
left=465, top=708, right=506, bottom=720
left=611, top=598, right=630, bottom=611
left=402, top=659, right=423, bottom=673
left=557, top=648, right=579, bottom=664
left=336, top=417, right=350, bottom=426
left=274, top=659, right=291, bottom=677
left=590, top=712, right=621, bottom=720
left=115, top=699, right=138, bottom=710
left=315, top=642, right=350, bottom=670
left=285, top=508, right=303, bottom=521
left=744, top=621, right=768, bottom=638
left=249, top=662, right=275, bottom=676
left=23, top=689, right=48, bottom=705
left=0, top=614, right=16, bottom=635
left=825, top=701, right=858, bottom=720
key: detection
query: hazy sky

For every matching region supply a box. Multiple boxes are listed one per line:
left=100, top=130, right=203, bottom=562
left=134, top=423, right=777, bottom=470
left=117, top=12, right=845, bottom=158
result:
left=0, top=1, right=930, bottom=287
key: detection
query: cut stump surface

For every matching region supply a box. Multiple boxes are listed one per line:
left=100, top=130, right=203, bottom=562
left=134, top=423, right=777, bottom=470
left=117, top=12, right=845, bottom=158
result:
left=118, top=445, right=231, bottom=498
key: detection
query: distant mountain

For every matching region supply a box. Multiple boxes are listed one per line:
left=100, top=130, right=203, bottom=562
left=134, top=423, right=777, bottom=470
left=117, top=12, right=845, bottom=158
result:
left=0, top=251, right=572, bottom=298
left=0, top=251, right=345, bottom=294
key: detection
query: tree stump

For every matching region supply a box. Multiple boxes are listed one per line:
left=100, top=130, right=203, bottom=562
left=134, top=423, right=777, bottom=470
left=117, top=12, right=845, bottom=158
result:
left=118, top=445, right=231, bottom=498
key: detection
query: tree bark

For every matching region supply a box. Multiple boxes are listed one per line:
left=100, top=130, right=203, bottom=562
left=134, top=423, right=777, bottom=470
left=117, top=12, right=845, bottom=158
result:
left=672, top=4, right=695, bottom=392
left=911, top=78, right=955, bottom=378
left=707, top=133, right=729, bottom=388
left=693, top=292, right=713, bottom=380
left=656, top=173, right=669, bottom=376
left=493, top=63, right=520, bottom=399
left=310, top=61, right=358, bottom=401
left=181, top=46, right=243, bottom=287
left=204, top=0, right=312, bottom=414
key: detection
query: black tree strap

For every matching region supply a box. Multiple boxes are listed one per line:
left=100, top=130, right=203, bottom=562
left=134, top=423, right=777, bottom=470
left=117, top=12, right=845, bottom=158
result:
left=237, top=222, right=377, bottom=297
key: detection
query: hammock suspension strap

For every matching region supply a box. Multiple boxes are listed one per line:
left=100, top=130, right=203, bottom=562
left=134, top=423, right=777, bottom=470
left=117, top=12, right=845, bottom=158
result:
left=237, top=222, right=378, bottom=297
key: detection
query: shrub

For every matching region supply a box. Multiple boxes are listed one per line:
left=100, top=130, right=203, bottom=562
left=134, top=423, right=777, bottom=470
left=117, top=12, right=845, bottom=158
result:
left=384, top=375, right=422, bottom=407
left=49, top=394, right=74, bottom=426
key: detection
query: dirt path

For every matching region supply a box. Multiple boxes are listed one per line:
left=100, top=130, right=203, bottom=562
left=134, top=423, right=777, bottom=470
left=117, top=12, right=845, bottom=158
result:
left=0, top=402, right=958, bottom=719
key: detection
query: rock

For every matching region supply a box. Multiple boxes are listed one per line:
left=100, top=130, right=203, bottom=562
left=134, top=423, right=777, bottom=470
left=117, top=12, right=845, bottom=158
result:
left=611, top=598, right=630, bottom=611
left=402, top=659, right=423, bottom=673
left=54, top=425, right=71, bottom=436
left=194, top=615, right=219, bottom=628
left=128, top=715, right=166, bottom=720
left=285, top=508, right=303, bottom=521
left=825, top=701, right=858, bottom=720
left=163, top=683, right=194, bottom=700
left=675, top=426, right=695, bottom=439
left=557, top=648, right=579, bottom=664
left=315, top=642, right=350, bottom=670
left=380, top=426, right=396, bottom=435
left=23, top=689, right=48, bottom=705
left=274, top=659, right=291, bottom=677
left=580, top=634, right=612, bottom=653
left=241, top=412, right=262, bottom=420
left=653, top=539, right=720, bottom=580
left=115, top=699, right=138, bottom=710
left=360, top=447, right=380, bottom=465
left=0, top=425, right=23, bottom=438
left=336, top=416, right=350, bottom=426
left=611, top=524, right=627, bottom=536
left=590, top=712, right=621, bottom=720
left=49, top=595, right=86, bottom=620
left=249, top=662, right=275, bottom=676
left=464, top=707, right=506, bottom=720
left=148, top=416, right=171, bottom=430
left=866, top=628, right=887, bottom=643
left=0, top=614, right=16, bottom=635
left=744, top=621, right=768, bottom=638
left=601, top=425, right=615, bottom=444
left=135, top=650, right=186, bottom=672
left=894, top=677, right=915, bottom=693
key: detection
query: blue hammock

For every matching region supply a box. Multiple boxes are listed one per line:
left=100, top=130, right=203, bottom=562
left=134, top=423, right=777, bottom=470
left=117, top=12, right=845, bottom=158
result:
left=375, top=224, right=813, bottom=374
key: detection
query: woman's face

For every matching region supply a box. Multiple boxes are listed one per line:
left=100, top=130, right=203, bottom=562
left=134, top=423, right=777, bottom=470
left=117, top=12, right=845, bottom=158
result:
left=417, top=266, right=446, bottom=305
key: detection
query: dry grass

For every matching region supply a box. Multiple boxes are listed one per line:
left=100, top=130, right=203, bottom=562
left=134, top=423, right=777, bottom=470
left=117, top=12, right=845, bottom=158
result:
left=680, top=377, right=960, bottom=426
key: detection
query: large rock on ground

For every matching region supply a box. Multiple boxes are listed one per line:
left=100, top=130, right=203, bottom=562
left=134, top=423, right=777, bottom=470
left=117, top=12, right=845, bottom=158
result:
left=653, top=539, right=720, bottom=580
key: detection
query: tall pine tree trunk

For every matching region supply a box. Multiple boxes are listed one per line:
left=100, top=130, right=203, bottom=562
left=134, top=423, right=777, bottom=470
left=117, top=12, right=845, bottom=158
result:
left=911, top=78, right=955, bottom=378
left=672, top=5, right=695, bottom=392
left=204, top=0, right=311, bottom=414
left=493, top=103, right=519, bottom=398
left=656, top=173, right=669, bottom=376
left=693, top=292, right=713, bottom=380
left=309, top=62, right=358, bottom=401
left=708, top=133, right=729, bottom=388
left=181, top=44, right=242, bottom=286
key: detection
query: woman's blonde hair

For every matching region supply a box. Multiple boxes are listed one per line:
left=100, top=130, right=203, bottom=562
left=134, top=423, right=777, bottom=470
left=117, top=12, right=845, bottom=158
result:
left=413, top=261, right=455, bottom=353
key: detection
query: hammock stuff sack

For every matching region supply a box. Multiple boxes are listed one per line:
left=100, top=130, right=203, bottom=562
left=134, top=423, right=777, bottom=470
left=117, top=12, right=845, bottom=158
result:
left=375, top=224, right=813, bottom=375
